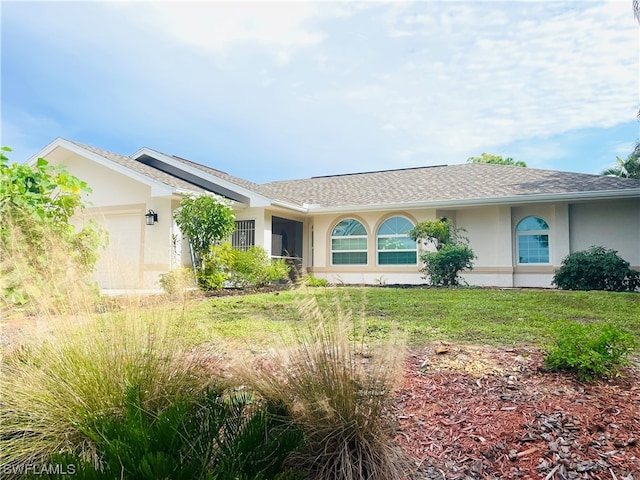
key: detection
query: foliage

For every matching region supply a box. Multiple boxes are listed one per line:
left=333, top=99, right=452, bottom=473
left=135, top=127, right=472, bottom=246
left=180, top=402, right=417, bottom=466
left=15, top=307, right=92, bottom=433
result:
left=299, top=275, right=329, bottom=287
left=552, top=246, right=640, bottom=292
left=0, top=147, right=104, bottom=309
left=173, top=194, right=236, bottom=268
left=159, top=267, right=197, bottom=299
left=242, top=298, right=410, bottom=480
left=409, top=218, right=475, bottom=286
left=420, top=244, right=476, bottom=287
left=601, top=142, right=640, bottom=179
left=36, top=386, right=302, bottom=480
left=0, top=307, right=206, bottom=470
left=199, top=243, right=290, bottom=290
left=409, top=218, right=452, bottom=248
left=544, top=322, right=637, bottom=381
left=467, top=152, right=527, bottom=167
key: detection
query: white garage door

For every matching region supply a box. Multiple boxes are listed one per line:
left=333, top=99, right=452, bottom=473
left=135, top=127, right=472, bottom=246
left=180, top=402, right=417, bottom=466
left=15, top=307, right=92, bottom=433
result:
left=92, top=211, right=143, bottom=290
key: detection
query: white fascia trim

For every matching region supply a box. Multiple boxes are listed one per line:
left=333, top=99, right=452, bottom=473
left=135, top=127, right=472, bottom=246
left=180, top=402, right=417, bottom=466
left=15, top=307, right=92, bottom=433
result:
left=131, top=147, right=273, bottom=208
left=306, top=189, right=640, bottom=214
left=272, top=199, right=309, bottom=213
left=28, top=138, right=176, bottom=197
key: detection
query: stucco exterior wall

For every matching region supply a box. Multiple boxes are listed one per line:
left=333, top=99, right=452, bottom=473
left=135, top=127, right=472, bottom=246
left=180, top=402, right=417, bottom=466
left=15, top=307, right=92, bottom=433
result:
left=309, top=209, right=436, bottom=285
left=46, top=147, right=173, bottom=290
left=569, top=198, right=640, bottom=268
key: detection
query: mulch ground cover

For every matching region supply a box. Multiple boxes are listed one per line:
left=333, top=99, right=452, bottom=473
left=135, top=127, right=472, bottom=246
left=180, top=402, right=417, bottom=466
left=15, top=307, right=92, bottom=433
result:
left=394, top=344, right=639, bottom=480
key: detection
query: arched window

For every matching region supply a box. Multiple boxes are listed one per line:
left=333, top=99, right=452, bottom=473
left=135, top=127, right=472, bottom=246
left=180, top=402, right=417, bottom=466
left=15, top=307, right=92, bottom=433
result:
left=331, top=218, right=368, bottom=265
left=376, top=216, right=417, bottom=265
left=516, top=216, right=550, bottom=264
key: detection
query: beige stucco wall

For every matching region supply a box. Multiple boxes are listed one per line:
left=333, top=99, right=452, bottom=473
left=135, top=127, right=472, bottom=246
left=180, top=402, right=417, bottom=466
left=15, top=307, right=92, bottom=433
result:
left=569, top=198, right=640, bottom=268
left=308, top=199, right=639, bottom=288
left=45, top=147, right=174, bottom=290
left=309, top=209, right=436, bottom=285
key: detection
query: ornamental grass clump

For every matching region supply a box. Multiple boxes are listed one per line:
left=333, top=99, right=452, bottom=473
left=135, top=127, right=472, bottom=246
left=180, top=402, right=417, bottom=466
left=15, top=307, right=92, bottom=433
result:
left=0, top=305, right=208, bottom=471
left=241, top=296, right=410, bottom=480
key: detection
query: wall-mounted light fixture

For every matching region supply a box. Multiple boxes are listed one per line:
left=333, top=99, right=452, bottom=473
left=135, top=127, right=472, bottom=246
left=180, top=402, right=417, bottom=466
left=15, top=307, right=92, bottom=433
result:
left=145, top=209, right=158, bottom=226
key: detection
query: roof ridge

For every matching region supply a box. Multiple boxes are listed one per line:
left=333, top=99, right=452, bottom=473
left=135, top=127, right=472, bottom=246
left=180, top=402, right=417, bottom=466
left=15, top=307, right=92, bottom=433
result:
left=311, top=164, right=448, bottom=179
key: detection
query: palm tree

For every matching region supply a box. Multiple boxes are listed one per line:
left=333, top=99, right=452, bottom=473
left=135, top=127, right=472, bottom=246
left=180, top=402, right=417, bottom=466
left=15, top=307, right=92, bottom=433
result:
left=602, top=143, right=640, bottom=179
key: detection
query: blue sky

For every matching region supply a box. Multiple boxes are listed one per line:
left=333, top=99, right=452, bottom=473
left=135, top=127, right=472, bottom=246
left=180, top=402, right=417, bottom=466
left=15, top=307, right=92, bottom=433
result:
left=2, top=1, right=638, bottom=183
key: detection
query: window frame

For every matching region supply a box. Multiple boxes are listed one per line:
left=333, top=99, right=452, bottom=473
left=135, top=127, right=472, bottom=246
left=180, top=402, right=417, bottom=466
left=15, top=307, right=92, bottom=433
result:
left=516, top=216, right=550, bottom=265
left=376, top=216, right=418, bottom=266
left=232, top=219, right=256, bottom=251
left=330, top=218, right=369, bottom=266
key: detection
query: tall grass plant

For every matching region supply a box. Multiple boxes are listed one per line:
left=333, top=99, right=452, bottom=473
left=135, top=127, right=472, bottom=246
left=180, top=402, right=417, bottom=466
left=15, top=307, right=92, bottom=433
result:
left=240, top=295, right=410, bottom=480
left=0, top=297, right=209, bottom=469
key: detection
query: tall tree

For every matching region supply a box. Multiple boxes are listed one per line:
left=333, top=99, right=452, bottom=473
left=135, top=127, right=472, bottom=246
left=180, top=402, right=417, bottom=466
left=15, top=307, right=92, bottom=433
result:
left=467, top=153, right=527, bottom=167
left=602, top=143, right=640, bottom=180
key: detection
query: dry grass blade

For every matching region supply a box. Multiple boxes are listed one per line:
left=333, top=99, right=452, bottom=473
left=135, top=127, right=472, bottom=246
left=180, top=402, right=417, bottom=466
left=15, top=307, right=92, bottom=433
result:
left=240, top=294, right=412, bottom=480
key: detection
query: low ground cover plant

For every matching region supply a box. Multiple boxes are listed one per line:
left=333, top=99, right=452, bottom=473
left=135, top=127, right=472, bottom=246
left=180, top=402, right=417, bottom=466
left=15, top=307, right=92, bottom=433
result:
left=544, top=321, right=637, bottom=381
left=32, top=386, right=303, bottom=480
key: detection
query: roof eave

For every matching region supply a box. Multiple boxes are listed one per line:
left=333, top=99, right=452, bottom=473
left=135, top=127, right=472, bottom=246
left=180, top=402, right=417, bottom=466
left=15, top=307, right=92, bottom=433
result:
left=28, top=138, right=177, bottom=197
left=305, top=189, right=640, bottom=214
left=131, top=147, right=274, bottom=208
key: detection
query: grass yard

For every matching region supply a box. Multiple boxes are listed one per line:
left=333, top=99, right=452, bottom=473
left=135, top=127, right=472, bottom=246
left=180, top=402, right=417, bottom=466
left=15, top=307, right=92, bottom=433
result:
left=2, top=286, right=639, bottom=479
left=184, top=286, right=640, bottom=348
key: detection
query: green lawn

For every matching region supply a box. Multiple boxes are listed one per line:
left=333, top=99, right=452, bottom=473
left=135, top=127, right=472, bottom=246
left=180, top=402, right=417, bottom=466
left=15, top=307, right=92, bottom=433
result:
left=183, top=287, right=640, bottom=348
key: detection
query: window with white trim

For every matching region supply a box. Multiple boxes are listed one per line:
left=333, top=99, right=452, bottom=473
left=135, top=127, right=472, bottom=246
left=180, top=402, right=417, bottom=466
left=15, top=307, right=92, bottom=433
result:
left=516, top=216, right=550, bottom=264
left=331, top=219, right=368, bottom=265
left=376, top=216, right=417, bottom=265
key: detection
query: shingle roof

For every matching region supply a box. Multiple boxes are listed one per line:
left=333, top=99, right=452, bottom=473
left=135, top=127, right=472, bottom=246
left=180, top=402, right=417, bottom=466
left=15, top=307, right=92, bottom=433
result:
left=67, top=140, right=208, bottom=193
left=64, top=139, right=640, bottom=209
left=165, top=153, right=302, bottom=202
left=260, top=163, right=640, bottom=208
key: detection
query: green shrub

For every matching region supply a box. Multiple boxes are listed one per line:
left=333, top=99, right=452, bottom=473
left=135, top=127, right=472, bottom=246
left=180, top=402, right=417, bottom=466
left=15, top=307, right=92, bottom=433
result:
left=420, top=244, right=475, bottom=287
left=544, top=322, right=637, bottom=381
left=1, top=148, right=105, bottom=312
left=159, top=268, right=197, bottom=298
left=242, top=298, right=410, bottom=480
left=199, top=243, right=290, bottom=290
left=409, top=218, right=475, bottom=287
left=552, top=246, right=640, bottom=292
left=227, top=246, right=290, bottom=288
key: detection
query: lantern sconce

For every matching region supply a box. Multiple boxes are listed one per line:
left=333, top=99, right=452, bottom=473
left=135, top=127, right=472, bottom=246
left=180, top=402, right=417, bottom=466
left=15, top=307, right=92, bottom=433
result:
left=145, top=209, right=158, bottom=226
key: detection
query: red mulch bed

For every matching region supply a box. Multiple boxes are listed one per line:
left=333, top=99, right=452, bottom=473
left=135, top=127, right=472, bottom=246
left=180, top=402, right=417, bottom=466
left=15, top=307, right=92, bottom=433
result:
left=394, top=344, right=639, bottom=479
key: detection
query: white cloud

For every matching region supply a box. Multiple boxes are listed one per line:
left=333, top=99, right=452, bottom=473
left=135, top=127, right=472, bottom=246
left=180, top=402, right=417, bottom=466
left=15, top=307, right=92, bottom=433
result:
left=315, top=0, right=639, bottom=165
left=109, top=2, right=327, bottom=66
left=2, top=0, right=637, bottom=178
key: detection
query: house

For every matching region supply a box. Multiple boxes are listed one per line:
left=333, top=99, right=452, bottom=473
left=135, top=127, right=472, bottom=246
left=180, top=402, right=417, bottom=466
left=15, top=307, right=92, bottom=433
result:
left=29, top=138, right=640, bottom=290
